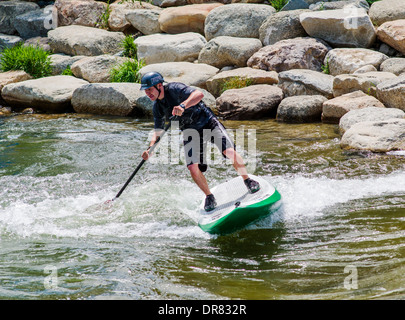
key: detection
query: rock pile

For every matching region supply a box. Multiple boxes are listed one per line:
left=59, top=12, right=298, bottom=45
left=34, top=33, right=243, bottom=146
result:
left=0, top=0, right=404, bottom=153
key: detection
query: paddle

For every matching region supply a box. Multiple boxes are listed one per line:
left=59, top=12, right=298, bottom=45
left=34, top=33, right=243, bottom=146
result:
left=106, top=116, right=177, bottom=203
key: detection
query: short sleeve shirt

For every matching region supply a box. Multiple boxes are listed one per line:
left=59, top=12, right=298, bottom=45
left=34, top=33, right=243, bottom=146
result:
left=153, top=82, right=213, bottom=131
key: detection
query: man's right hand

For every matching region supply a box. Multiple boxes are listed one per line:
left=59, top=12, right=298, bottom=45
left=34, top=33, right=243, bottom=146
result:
left=142, top=149, right=150, bottom=160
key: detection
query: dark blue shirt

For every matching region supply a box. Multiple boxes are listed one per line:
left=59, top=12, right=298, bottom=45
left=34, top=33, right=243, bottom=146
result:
left=153, top=82, right=214, bottom=130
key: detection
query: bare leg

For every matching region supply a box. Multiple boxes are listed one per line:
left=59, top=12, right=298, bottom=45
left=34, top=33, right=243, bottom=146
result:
left=187, top=163, right=212, bottom=196
left=223, top=148, right=249, bottom=180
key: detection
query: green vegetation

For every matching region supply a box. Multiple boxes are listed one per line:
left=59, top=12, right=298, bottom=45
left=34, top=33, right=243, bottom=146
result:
left=121, top=35, right=138, bottom=59
left=61, top=65, right=73, bottom=76
left=0, top=43, right=52, bottom=79
left=268, top=0, right=288, bottom=11
left=96, top=0, right=111, bottom=30
left=366, top=0, right=381, bottom=4
left=321, top=58, right=330, bottom=75
left=220, top=77, right=254, bottom=95
left=110, top=59, right=145, bottom=83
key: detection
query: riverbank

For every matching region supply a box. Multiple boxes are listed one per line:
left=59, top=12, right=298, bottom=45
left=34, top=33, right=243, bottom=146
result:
left=1, top=0, right=404, bottom=153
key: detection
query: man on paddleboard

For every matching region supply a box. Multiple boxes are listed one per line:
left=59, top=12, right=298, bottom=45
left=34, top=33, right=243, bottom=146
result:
left=140, top=71, right=260, bottom=212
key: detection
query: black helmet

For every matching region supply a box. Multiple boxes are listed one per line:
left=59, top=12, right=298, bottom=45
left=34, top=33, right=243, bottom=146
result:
left=140, top=72, right=164, bottom=90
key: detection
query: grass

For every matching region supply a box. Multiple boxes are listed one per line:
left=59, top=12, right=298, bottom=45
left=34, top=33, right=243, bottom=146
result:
left=268, top=0, right=288, bottom=11
left=219, top=77, right=254, bottom=95
left=0, top=43, right=52, bottom=79
left=110, top=59, right=145, bottom=83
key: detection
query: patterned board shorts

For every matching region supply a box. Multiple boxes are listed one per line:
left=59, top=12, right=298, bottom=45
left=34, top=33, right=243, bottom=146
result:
left=183, top=117, right=235, bottom=172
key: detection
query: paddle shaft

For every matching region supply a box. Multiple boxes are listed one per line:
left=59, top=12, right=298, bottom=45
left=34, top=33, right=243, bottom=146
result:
left=111, top=118, right=175, bottom=201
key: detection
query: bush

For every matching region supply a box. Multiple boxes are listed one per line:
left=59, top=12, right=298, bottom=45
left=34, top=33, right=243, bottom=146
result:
left=219, top=77, right=254, bottom=95
left=121, top=35, right=138, bottom=59
left=0, top=43, right=52, bottom=79
left=110, top=59, right=145, bottom=83
left=268, top=0, right=288, bottom=11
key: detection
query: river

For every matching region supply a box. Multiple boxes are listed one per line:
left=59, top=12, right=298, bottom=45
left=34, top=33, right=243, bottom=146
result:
left=0, top=113, right=404, bottom=300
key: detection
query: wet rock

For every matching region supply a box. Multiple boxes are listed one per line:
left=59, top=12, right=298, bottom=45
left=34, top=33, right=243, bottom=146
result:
left=198, top=36, right=262, bottom=69
left=206, top=67, right=278, bottom=98
left=135, top=32, right=206, bottom=65
left=340, top=118, right=405, bottom=152
left=276, top=95, right=327, bottom=123
left=1, top=75, right=89, bottom=113
left=325, top=48, right=388, bottom=76
left=322, top=90, right=385, bottom=124
left=48, top=25, right=125, bottom=56
left=71, top=83, right=153, bottom=117
left=204, top=3, right=275, bottom=41
left=216, top=84, right=283, bottom=120
left=339, top=106, right=405, bottom=134
left=247, top=37, right=331, bottom=73
left=278, top=69, right=334, bottom=99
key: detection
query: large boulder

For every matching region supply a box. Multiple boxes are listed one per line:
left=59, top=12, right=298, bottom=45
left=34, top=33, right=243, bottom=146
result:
left=247, top=37, right=331, bottom=73
left=376, top=76, right=405, bottom=111
left=48, top=25, right=126, bottom=56
left=13, top=8, right=52, bottom=39
left=276, top=95, right=327, bottom=123
left=0, top=70, right=32, bottom=92
left=340, top=118, right=405, bottom=152
left=206, top=67, right=278, bottom=97
left=259, top=9, right=309, bottom=46
left=332, top=71, right=397, bottom=97
left=1, top=75, right=89, bottom=112
left=107, top=1, right=158, bottom=32
left=0, top=1, right=39, bottom=35
left=70, top=55, right=133, bottom=83
left=369, top=0, right=405, bottom=26
left=158, top=3, right=223, bottom=34
left=71, top=83, right=153, bottom=117
left=125, top=9, right=162, bottom=35
left=300, top=8, right=376, bottom=48
left=324, top=48, right=388, bottom=76
left=322, top=90, right=385, bottom=124
left=139, top=62, right=218, bottom=89
left=216, top=84, right=283, bottom=120
left=49, top=54, right=86, bottom=75
left=204, top=3, right=275, bottom=41
left=339, top=107, right=405, bottom=134
left=135, top=32, right=206, bottom=65
left=377, top=20, right=405, bottom=56
left=54, top=0, right=106, bottom=27
left=380, top=58, right=405, bottom=76
left=278, top=69, right=334, bottom=98
left=198, top=36, right=262, bottom=69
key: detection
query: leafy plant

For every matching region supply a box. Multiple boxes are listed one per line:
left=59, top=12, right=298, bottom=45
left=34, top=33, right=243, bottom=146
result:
left=96, top=0, right=111, bottom=30
left=366, top=0, right=381, bottom=4
left=0, top=43, right=52, bottom=79
left=110, top=59, right=145, bottom=83
left=268, top=0, right=288, bottom=11
left=219, top=77, right=254, bottom=95
left=61, top=65, right=73, bottom=76
left=121, top=35, right=138, bottom=59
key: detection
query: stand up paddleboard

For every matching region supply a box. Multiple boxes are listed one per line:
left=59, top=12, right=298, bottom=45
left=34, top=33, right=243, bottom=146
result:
left=198, top=175, right=282, bottom=235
